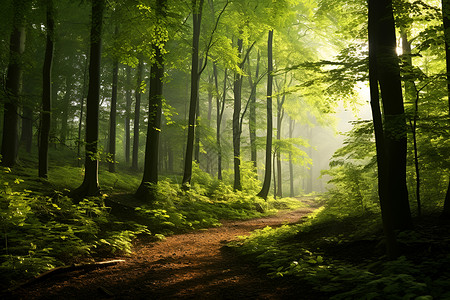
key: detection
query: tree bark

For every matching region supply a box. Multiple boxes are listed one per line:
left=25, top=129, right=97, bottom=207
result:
left=214, top=64, right=226, bottom=180
left=108, top=58, right=118, bottom=173
left=72, top=0, right=104, bottom=198
left=132, top=59, right=143, bottom=171
left=136, top=0, right=166, bottom=198
left=441, top=0, right=450, bottom=219
left=257, top=30, right=274, bottom=200
left=289, top=118, right=294, bottom=197
left=375, top=0, right=412, bottom=231
left=1, top=0, right=28, bottom=167
left=38, top=0, right=55, bottom=179
left=60, top=78, right=73, bottom=145
left=276, top=93, right=285, bottom=197
left=182, top=0, right=204, bottom=188
left=233, top=38, right=243, bottom=191
left=248, top=50, right=260, bottom=169
left=77, top=51, right=89, bottom=164
left=125, top=65, right=132, bottom=165
left=368, top=0, right=401, bottom=257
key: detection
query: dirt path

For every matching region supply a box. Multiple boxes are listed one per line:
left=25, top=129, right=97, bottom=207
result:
left=11, top=207, right=314, bottom=299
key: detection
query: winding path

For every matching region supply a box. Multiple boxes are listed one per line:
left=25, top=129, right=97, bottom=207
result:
left=12, top=207, right=314, bottom=299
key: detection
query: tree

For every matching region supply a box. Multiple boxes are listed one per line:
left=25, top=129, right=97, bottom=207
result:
left=108, top=57, right=118, bottom=173
left=1, top=0, right=29, bottom=167
left=182, top=0, right=205, bottom=188
left=248, top=50, right=260, bottom=169
left=213, top=63, right=227, bottom=180
left=136, top=0, right=167, bottom=198
left=257, top=30, right=274, bottom=200
left=374, top=0, right=412, bottom=231
left=38, top=0, right=55, bottom=179
left=132, top=59, right=143, bottom=171
left=368, top=0, right=413, bottom=257
left=124, top=65, right=132, bottom=165
left=441, top=0, right=450, bottom=219
left=72, top=0, right=105, bottom=198
left=232, top=37, right=243, bottom=191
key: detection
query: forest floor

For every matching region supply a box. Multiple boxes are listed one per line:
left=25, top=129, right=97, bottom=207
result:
left=7, top=200, right=322, bottom=300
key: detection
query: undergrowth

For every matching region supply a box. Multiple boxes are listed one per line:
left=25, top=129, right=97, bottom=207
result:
left=228, top=201, right=450, bottom=299
left=0, top=157, right=304, bottom=291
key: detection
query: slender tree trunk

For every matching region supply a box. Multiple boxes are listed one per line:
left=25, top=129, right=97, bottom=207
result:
left=276, top=93, right=285, bottom=197
left=207, top=73, right=213, bottom=173
left=214, top=63, right=226, bottom=180
left=273, top=150, right=277, bottom=198
left=257, top=30, right=274, bottom=200
left=60, top=78, right=73, bottom=145
left=136, top=0, right=166, bottom=198
left=368, top=0, right=400, bottom=258
left=194, top=88, right=200, bottom=163
left=132, top=59, right=143, bottom=171
left=289, top=118, right=294, bottom=197
left=38, top=0, right=54, bottom=178
left=401, top=29, right=421, bottom=217
left=233, top=38, right=243, bottom=191
left=1, top=0, right=28, bottom=167
left=72, top=0, right=104, bottom=198
left=77, top=51, right=89, bottom=164
left=182, top=0, right=204, bottom=188
left=125, top=65, right=132, bottom=165
left=441, top=0, right=450, bottom=219
left=108, top=58, right=118, bottom=173
left=248, top=50, right=260, bottom=169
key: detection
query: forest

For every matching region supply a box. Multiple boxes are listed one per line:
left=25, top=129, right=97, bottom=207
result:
left=2, top=0, right=450, bottom=298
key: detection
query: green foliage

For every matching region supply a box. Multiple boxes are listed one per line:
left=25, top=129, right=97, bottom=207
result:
left=0, top=169, right=149, bottom=289
left=228, top=206, right=450, bottom=299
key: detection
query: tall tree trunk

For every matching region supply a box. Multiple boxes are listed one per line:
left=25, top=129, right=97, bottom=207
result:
left=248, top=50, right=260, bottom=169
left=194, top=90, right=200, bottom=163
left=214, top=63, right=226, bottom=180
left=368, top=0, right=401, bottom=258
left=72, top=0, right=104, bottom=197
left=108, top=58, right=118, bottom=173
left=206, top=73, right=213, bottom=173
left=125, top=65, right=132, bottom=165
left=233, top=38, right=243, bottom=191
left=1, top=0, right=28, bottom=167
left=441, top=0, right=450, bottom=219
left=182, top=0, right=204, bottom=188
left=60, top=78, right=73, bottom=145
left=375, top=0, right=412, bottom=231
left=289, top=118, right=294, bottom=197
left=257, top=30, right=274, bottom=200
left=132, top=59, right=143, bottom=171
left=136, top=0, right=166, bottom=198
left=77, top=51, right=89, bottom=164
left=276, top=93, right=285, bottom=197
left=401, top=29, right=421, bottom=217
left=273, top=150, right=277, bottom=199
left=38, top=0, right=54, bottom=178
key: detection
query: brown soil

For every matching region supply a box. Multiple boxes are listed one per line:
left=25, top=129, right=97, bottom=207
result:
left=9, top=207, right=317, bottom=300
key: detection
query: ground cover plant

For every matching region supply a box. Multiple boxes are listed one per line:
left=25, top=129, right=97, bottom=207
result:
left=0, top=152, right=304, bottom=291
left=228, top=201, right=450, bottom=299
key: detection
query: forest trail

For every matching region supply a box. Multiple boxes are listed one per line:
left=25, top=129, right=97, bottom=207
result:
left=10, top=204, right=317, bottom=300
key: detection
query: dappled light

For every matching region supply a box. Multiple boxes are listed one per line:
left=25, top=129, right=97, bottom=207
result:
left=1, top=0, right=450, bottom=299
